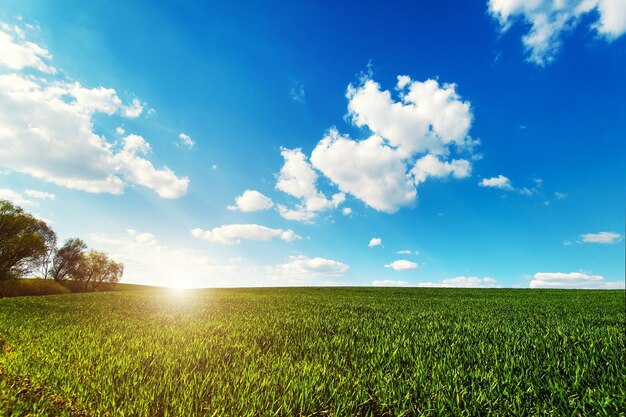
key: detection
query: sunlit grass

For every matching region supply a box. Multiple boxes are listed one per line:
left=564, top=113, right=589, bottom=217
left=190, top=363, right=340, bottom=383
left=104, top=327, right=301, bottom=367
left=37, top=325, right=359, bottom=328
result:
left=0, top=288, right=624, bottom=416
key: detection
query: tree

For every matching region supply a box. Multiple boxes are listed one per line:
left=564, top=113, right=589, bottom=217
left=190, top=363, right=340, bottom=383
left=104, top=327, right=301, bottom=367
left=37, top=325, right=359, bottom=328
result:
left=79, top=249, right=124, bottom=290
left=0, top=200, right=57, bottom=281
left=50, top=238, right=87, bottom=282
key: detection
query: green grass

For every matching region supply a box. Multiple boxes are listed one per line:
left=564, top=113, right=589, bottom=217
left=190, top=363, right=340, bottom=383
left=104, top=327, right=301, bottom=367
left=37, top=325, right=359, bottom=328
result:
left=0, top=288, right=624, bottom=416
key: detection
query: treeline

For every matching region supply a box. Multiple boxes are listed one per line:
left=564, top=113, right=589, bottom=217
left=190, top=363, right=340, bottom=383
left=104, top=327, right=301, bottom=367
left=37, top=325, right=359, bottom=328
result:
left=0, top=199, right=123, bottom=291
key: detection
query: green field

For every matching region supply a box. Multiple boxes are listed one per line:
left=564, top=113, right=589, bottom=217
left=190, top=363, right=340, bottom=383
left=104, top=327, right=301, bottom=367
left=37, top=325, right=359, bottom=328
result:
left=0, top=288, right=624, bottom=416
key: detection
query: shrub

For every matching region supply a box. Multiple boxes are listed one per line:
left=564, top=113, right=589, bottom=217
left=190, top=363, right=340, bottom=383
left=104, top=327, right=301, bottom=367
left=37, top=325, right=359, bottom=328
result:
left=0, top=278, right=70, bottom=298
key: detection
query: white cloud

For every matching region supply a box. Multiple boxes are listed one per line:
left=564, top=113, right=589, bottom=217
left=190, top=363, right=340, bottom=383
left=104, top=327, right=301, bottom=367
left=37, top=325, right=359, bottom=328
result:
left=305, top=75, right=476, bottom=213
left=311, top=129, right=416, bottom=213
left=191, top=224, right=301, bottom=245
left=275, top=147, right=344, bottom=221
left=384, top=260, right=419, bottom=271
left=489, top=0, right=626, bottom=65
left=418, top=276, right=500, bottom=288
left=89, top=229, right=253, bottom=288
left=177, top=133, right=195, bottom=149
left=479, top=175, right=513, bottom=189
left=0, top=22, right=188, bottom=199
left=114, top=147, right=189, bottom=199
left=24, top=189, right=55, bottom=200
left=275, top=205, right=315, bottom=222
left=267, top=255, right=349, bottom=282
left=227, top=190, right=274, bottom=212
left=397, top=249, right=418, bottom=255
left=346, top=77, right=473, bottom=158
left=122, top=134, right=151, bottom=155
left=121, top=98, right=144, bottom=118
left=412, top=154, right=471, bottom=185
left=580, top=232, right=622, bottom=244
left=554, top=191, right=566, bottom=200
left=530, top=272, right=624, bottom=289
left=342, top=207, right=352, bottom=215
left=0, top=188, right=36, bottom=206
left=368, top=237, right=382, bottom=247
left=372, top=279, right=410, bottom=287
left=0, top=22, right=55, bottom=73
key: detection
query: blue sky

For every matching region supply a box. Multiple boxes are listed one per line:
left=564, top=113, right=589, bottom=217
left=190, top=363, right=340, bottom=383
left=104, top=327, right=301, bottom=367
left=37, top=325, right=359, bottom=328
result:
left=0, top=0, right=624, bottom=288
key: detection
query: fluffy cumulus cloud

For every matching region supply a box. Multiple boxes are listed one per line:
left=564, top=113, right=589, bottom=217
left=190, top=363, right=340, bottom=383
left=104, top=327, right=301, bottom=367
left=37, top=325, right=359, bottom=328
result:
left=418, top=276, right=500, bottom=288
left=275, top=147, right=345, bottom=221
left=489, top=0, right=626, bottom=65
left=372, top=279, right=410, bottom=287
left=191, top=224, right=301, bottom=245
left=227, top=190, right=274, bottom=212
left=267, top=255, right=349, bottom=283
left=412, top=154, right=471, bottom=185
left=311, top=129, right=416, bottom=213
left=368, top=237, right=383, bottom=247
left=530, top=272, right=624, bottom=289
left=580, top=232, right=622, bottom=244
left=0, top=22, right=188, bottom=199
left=384, top=260, right=419, bottom=271
left=90, top=229, right=256, bottom=288
left=347, top=77, right=473, bottom=158
left=302, top=75, right=475, bottom=214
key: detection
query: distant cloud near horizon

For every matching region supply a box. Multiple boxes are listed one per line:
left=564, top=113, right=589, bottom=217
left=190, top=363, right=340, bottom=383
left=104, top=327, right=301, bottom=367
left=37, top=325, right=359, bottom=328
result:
left=372, top=279, right=410, bottom=287
left=418, top=276, right=499, bottom=288
left=530, top=272, right=624, bottom=289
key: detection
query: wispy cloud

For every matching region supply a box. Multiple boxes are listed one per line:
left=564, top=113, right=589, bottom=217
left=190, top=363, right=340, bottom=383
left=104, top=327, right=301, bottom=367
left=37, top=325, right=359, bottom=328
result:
left=24, top=189, right=55, bottom=200
left=176, top=133, right=195, bottom=149
left=418, top=276, right=499, bottom=288
left=290, top=83, right=305, bottom=103
left=0, top=188, right=36, bottom=206
left=372, top=279, right=410, bottom=287
left=580, top=232, right=622, bottom=244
